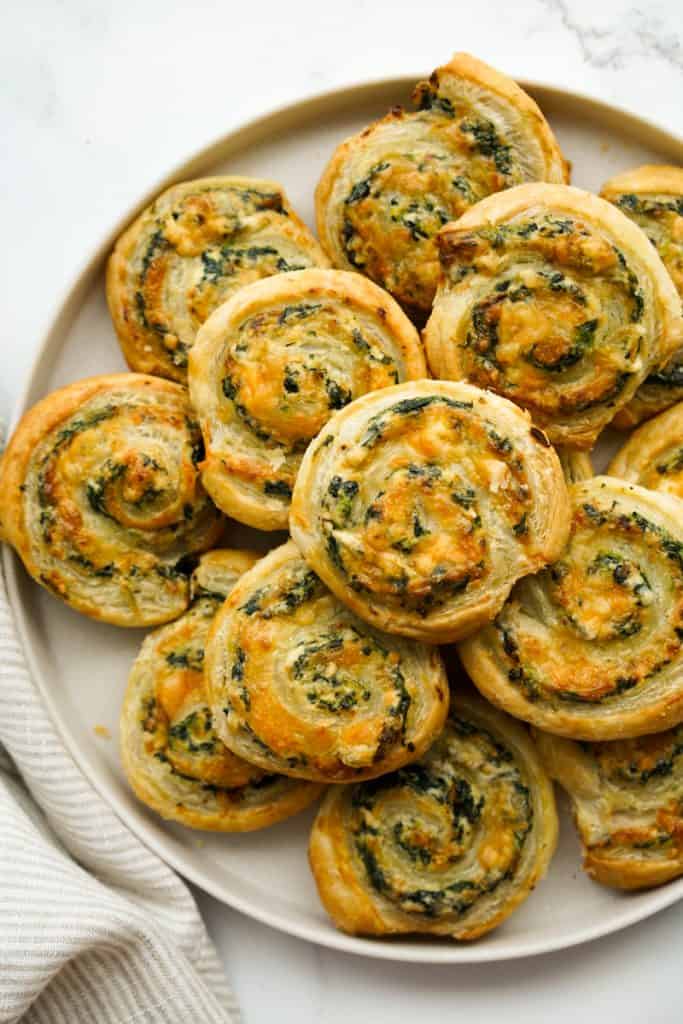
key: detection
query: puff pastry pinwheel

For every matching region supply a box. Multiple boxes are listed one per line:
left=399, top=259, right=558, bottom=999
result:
left=424, top=183, right=683, bottom=448
left=188, top=268, right=427, bottom=531
left=315, top=52, right=567, bottom=320
left=535, top=726, right=683, bottom=889
left=290, top=379, right=570, bottom=644
left=309, top=691, right=558, bottom=940
left=601, top=166, right=683, bottom=426
left=120, top=549, right=324, bottom=831
left=460, top=476, right=683, bottom=740
left=609, top=401, right=683, bottom=501
left=106, top=176, right=329, bottom=382
left=204, top=542, right=448, bottom=783
left=0, top=374, right=224, bottom=626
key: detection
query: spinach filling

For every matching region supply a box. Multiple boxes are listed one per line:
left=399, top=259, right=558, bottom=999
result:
left=200, top=244, right=308, bottom=284
left=263, top=479, right=292, bottom=499
left=166, top=647, right=204, bottom=671
left=459, top=118, right=512, bottom=176
left=646, top=359, right=683, bottom=389
left=344, top=161, right=390, bottom=206
left=613, top=736, right=683, bottom=785
left=360, top=395, right=473, bottom=448
left=168, top=708, right=218, bottom=756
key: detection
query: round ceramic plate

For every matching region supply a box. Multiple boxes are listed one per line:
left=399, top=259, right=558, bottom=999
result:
left=5, top=77, right=683, bottom=963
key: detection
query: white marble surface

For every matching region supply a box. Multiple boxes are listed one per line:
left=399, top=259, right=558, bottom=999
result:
left=2, top=0, right=682, bottom=1020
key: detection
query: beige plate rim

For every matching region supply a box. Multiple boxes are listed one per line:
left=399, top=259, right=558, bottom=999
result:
left=4, top=76, right=683, bottom=963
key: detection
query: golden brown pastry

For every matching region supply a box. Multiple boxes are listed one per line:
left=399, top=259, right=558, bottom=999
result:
left=106, top=176, right=329, bottom=382
left=601, top=166, right=683, bottom=426
left=204, top=542, right=449, bottom=782
left=309, top=691, right=558, bottom=940
left=0, top=374, right=223, bottom=626
left=558, top=448, right=593, bottom=484
left=424, top=183, right=683, bottom=448
left=120, top=549, right=324, bottom=831
left=188, top=268, right=427, bottom=531
left=290, top=379, right=570, bottom=644
left=609, top=400, right=683, bottom=501
left=460, top=476, right=683, bottom=740
left=316, top=52, right=568, bottom=319
left=536, top=726, right=683, bottom=889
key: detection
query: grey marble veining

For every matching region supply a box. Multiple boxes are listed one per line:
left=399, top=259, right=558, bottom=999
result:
left=541, top=0, right=682, bottom=69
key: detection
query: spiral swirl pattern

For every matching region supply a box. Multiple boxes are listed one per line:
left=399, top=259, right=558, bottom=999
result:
left=315, top=52, right=567, bottom=318
left=536, top=726, right=683, bottom=889
left=204, top=542, right=448, bottom=782
left=309, top=692, right=557, bottom=940
left=106, top=176, right=329, bottom=382
left=188, top=268, right=426, bottom=530
left=121, top=550, right=323, bottom=831
left=290, top=380, right=569, bottom=643
left=460, top=476, right=683, bottom=740
left=425, top=183, right=683, bottom=448
left=601, top=166, right=683, bottom=426
left=0, top=374, right=224, bottom=625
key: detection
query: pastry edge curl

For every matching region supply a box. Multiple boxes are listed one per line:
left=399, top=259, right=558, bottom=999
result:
left=600, top=164, right=683, bottom=202
left=120, top=731, right=324, bottom=833
left=608, top=400, right=683, bottom=494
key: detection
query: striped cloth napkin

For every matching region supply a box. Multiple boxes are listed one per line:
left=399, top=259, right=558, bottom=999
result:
left=0, top=565, right=238, bottom=1024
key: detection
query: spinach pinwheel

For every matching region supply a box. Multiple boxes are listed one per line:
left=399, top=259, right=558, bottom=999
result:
left=460, top=477, right=683, bottom=740
left=601, top=166, right=683, bottom=426
left=121, top=549, right=324, bottom=831
left=0, top=374, right=223, bottom=626
left=309, top=692, right=557, bottom=940
left=316, top=52, right=567, bottom=319
left=424, top=183, right=682, bottom=448
left=536, top=726, right=683, bottom=889
left=290, top=380, right=569, bottom=643
left=204, top=542, right=449, bottom=782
